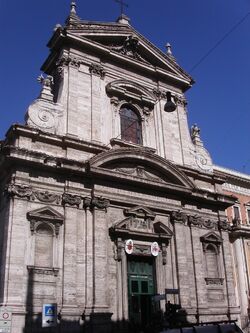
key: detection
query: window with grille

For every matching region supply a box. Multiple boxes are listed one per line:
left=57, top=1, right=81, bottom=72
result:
left=120, top=106, right=142, bottom=144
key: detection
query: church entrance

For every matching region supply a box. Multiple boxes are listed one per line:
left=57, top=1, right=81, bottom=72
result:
left=127, top=256, right=156, bottom=332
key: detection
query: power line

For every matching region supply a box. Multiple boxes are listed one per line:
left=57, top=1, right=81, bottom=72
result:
left=189, top=12, right=250, bottom=73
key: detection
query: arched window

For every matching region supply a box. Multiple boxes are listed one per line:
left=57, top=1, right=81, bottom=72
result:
left=120, top=106, right=142, bottom=144
left=35, top=223, right=53, bottom=267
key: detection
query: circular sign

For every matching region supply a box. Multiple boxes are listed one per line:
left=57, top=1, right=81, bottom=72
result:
left=151, top=242, right=160, bottom=256
left=125, top=239, right=134, bottom=255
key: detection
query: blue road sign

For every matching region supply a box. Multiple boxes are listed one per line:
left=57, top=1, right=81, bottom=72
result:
left=44, top=305, right=55, bottom=317
left=42, top=304, right=57, bottom=328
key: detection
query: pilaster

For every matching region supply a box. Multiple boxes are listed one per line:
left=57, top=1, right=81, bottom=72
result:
left=92, top=198, right=110, bottom=310
left=171, top=211, right=192, bottom=308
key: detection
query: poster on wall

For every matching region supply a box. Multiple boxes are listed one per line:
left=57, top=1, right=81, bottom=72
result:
left=125, top=239, right=134, bottom=254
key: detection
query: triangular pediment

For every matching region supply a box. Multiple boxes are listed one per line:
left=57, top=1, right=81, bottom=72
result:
left=89, top=148, right=195, bottom=191
left=81, top=33, right=190, bottom=81
left=27, top=206, right=64, bottom=223
left=124, top=206, right=156, bottom=219
left=60, top=20, right=193, bottom=86
left=110, top=213, right=173, bottom=243
left=200, top=232, right=223, bottom=244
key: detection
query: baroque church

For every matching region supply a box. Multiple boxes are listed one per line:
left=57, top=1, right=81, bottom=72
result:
left=0, top=3, right=241, bottom=333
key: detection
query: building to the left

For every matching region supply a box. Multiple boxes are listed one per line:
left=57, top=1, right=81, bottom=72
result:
left=0, top=3, right=241, bottom=333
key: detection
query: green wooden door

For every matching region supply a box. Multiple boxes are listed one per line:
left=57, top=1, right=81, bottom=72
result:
left=127, top=257, right=155, bottom=331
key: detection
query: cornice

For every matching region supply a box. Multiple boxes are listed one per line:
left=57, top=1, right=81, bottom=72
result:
left=5, top=182, right=109, bottom=212
left=230, top=225, right=250, bottom=239
left=178, top=164, right=226, bottom=185
left=3, top=124, right=109, bottom=154
left=4, top=180, right=232, bottom=232
left=1, top=145, right=87, bottom=176
left=0, top=126, right=236, bottom=210
left=42, top=31, right=192, bottom=89
left=214, top=165, right=250, bottom=187
left=88, top=165, right=193, bottom=196
left=62, top=20, right=193, bottom=84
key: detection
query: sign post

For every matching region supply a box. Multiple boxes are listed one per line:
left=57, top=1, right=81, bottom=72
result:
left=0, top=307, right=12, bottom=333
left=42, top=304, right=57, bottom=328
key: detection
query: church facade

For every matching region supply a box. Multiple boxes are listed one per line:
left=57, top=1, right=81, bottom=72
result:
left=0, top=3, right=240, bottom=333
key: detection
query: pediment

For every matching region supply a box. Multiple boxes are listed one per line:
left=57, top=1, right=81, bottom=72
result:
left=200, top=232, right=223, bottom=244
left=154, top=221, right=173, bottom=236
left=63, top=21, right=193, bottom=86
left=27, top=206, right=64, bottom=223
left=83, top=33, right=190, bottom=81
left=111, top=214, right=173, bottom=241
left=106, top=80, right=156, bottom=108
left=114, top=216, right=153, bottom=233
left=124, top=206, right=156, bottom=219
left=89, top=148, right=195, bottom=191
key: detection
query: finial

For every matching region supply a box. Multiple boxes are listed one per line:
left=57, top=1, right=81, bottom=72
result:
left=70, top=2, right=77, bottom=15
left=65, top=1, right=80, bottom=25
left=166, top=43, right=172, bottom=56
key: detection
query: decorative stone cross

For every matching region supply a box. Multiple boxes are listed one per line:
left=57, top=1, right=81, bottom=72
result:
left=114, top=0, right=128, bottom=15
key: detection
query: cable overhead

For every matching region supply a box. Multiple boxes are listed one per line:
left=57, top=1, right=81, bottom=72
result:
left=189, top=12, right=250, bottom=73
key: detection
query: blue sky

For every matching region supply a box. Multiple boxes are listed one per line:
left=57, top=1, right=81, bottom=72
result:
left=0, top=0, right=249, bottom=173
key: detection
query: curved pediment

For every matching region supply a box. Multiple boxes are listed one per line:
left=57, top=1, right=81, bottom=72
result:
left=106, top=79, right=156, bottom=108
left=88, top=148, right=195, bottom=191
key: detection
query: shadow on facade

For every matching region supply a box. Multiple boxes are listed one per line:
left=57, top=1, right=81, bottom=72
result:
left=23, top=269, right=189, bottom=333
left=22, top=308, right=189, bottom=333
left=0, top=200, right=11, bottom=303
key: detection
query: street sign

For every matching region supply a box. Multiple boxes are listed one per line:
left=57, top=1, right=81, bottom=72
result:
left=42, top=304, right=57, bottom=328
left=0, top=307, right=12, bottom=333
left=165, top=288, right=179, bottom=294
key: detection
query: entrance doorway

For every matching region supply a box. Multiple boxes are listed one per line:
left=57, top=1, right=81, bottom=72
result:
left=127, top=256, right=156, bottom=332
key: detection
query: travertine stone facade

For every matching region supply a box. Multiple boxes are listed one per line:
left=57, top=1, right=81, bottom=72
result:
left=0, top=4, right=240, bottom=333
